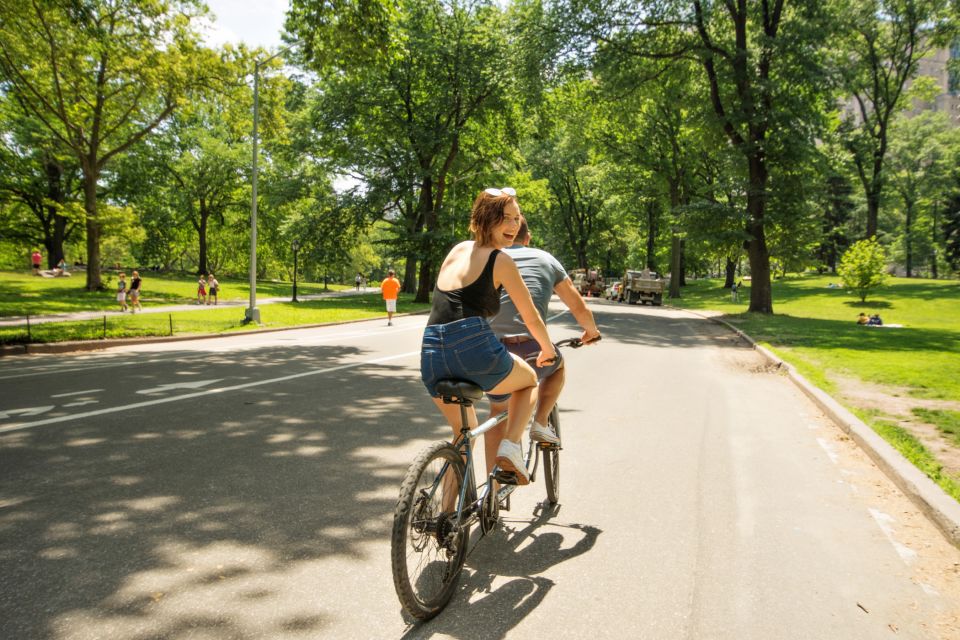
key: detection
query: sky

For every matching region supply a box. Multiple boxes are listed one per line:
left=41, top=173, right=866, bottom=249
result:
left=201, top=0, right=288, bottom=50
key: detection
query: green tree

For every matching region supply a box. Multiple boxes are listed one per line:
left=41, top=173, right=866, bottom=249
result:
left=833, top=0, right=955, bottom=240
left=288, top=0, right=515, bottom=301
left=838, top=237, right=890, bottom=301
left=0, top=0, right=210, bottom=289
left=555, top=0, right=837, bottom=313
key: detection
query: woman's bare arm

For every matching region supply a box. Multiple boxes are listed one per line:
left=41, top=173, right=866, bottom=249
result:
left=495, top=253, right=557, bottom=366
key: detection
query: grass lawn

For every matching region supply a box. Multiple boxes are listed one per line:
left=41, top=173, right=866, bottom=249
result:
left=670, top=274, right=960, bottom=500
left=0, top=269, right=350, bottom=317
left=0, top=292, right=429, bottom=344
left=673, top=275, right=960, bottom=400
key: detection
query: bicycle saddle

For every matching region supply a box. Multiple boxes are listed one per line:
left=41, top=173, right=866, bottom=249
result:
left=436, top=379, right=484, bottom=405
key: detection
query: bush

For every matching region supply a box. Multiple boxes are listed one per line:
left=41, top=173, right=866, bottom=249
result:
left=838, top=238, right=889, bottom=302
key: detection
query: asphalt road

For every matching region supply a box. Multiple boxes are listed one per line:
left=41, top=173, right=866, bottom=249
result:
left=1, top=301, right=958, bottom=639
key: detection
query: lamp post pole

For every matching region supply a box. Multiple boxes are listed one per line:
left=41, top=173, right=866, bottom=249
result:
left=245, top=43, right=298, bottom=324
left=292, top=239, right=300, bottom=302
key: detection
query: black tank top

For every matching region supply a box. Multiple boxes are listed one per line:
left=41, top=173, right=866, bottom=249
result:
left=427, top=250, right=502, bottom=325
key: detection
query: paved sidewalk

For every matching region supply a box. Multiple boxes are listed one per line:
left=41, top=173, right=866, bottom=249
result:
left=0, top=287, right=376, bottom=327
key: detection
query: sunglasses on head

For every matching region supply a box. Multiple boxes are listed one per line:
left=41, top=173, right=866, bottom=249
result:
left=484, top=187, right=516, bottom=197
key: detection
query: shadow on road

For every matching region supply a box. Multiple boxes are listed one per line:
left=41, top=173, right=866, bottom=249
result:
left=399, top=503, right=602, bottom=639
left=0, top=340, right=448, bottom=638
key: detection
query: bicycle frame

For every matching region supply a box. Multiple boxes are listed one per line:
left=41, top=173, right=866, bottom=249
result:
left=427, top=402, right=543, bottom=533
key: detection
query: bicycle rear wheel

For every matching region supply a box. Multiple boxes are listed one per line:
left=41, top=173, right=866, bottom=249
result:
left=542, top=405, right=561, bottom=504
left=391, top=440, right=469, bottom=620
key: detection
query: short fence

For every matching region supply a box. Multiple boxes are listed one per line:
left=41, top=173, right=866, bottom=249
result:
left=0, top=313, right=176, bottom=345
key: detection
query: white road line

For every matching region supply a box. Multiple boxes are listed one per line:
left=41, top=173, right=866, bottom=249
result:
left=868, top=508, right=918, bottom=565
left=816, top=437, right=839, bottom=464
left=0, top=350, right=419, bottom=434
left=50, top=389, right=104, bottom=398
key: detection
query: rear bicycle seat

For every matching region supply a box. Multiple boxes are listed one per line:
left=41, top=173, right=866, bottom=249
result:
left=436, top=379, right=484, bottom=406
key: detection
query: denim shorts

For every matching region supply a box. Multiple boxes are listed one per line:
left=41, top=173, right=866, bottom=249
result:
left=420, top=316, right=515, bottom=398
left=487, top=338, right=563, bottom=403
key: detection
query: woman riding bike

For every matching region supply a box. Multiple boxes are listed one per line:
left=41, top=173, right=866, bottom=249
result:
left=420, top=187, right=556, bottom=485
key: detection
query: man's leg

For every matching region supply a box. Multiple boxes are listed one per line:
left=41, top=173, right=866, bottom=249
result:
left=533, top=364, right=565, bottom=427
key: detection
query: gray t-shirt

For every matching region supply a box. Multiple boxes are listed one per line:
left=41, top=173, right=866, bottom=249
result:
left=490, top=244, right=568, bottom=338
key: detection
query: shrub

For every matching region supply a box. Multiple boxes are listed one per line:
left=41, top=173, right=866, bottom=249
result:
left=838, top=238, right=889, bottom=302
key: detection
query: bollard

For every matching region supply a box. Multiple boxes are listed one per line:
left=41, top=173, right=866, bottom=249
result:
left=169, top=314, right=173, bottom=336
left=103, top=314, right=107, bottom=339
left=26, top=314, right=31, bottom=342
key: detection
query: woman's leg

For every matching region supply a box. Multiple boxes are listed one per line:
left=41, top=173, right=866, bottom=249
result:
left=487, top=355, right=537, bottom=444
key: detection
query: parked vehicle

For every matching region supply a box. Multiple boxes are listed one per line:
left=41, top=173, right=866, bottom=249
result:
left=604, top=282, right=621, bottom=300
left=571, top=267, right=604, bottom=297
left=620, top=269, right=664, bottom=305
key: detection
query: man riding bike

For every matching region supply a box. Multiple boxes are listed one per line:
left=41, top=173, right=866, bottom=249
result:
left=485, top=216, right=601, bottom=474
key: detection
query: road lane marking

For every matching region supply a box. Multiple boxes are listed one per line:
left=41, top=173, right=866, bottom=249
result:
left=137, top=380, right=223, bottom=395
left=868, top=508, right=917, bottom=565
left=0, top=351, right=419, bottom=433
left=0, top=406, right=55, bottom=420
left=51, top=389, right=104, bottom=398
left=816, top=437, right=839, bottom=464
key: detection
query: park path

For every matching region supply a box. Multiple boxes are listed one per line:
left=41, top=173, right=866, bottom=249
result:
left=0, top=287, right=375, bottom=327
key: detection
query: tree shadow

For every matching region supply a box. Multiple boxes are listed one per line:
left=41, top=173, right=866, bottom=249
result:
left=0, top=341, right=449, bottom=639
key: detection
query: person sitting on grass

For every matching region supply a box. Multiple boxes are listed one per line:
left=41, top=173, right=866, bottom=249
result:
left=857, top=312, right=868, bottom=325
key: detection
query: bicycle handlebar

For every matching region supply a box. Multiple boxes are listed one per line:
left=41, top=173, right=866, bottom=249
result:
left=523, top=335, right=601, bottom=365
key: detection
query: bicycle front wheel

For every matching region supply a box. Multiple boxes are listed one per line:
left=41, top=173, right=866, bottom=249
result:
left=542, top=404, right=561, bottom=504
left=391, top=440, right=469, bottom=620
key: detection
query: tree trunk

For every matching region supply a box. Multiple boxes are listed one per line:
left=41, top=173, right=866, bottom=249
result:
left=865, top=183, right=880, bottom=239
left=668, top=233, right=681, bottom=298
left=724, top=256, right=736, bottom=288
left=904, top=199, right=914, bottom=277
left=403, top=256, right=417, bottom=293
left=931, top=201, right=939, bottom=279
left=414, top=176, right=435, bottom=304
left=82, top=170, right=103, bottom=291
left=679, top=238, right=686, bottom=286
left=45, top=159, right=68, bottom=267
left=197, top=207, right=209, bottom=275
left=745, top=208, right=772, bottom=313
left=645, top=200, right=658, bottom=271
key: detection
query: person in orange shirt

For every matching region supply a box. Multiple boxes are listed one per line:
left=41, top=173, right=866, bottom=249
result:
left=380, top=269, right=401, bottom=326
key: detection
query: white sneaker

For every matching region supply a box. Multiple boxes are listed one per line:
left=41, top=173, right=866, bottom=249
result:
left=530, top=421, right=559, bottom=445
left=495, top=439, right=530, bottom=485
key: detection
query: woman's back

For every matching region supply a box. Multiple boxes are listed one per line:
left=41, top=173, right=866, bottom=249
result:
left=435, top=242, right=499, bottom=291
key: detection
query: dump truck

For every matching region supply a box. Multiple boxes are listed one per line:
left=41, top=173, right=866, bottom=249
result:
left=571, top=267, right=604, bottom=297
left=620, top=269, right=664, bottom=305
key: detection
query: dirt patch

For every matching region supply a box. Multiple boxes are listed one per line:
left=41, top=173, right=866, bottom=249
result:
left=833, top=374, right=960, bottom=484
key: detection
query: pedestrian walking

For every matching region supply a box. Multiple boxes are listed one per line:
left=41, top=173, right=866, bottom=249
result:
left=355, top=272, right=363, bottom=291
left=380, top=269, right=401, bottom=326
left=117, top=273, right=128, bottom=312
left=31, top=249, right=42, bottom=275
left=206, top=274, right=219, bottom=305
left=128, top=270, right=142, bottom=312
left=197, top=275, right=207, bottom=305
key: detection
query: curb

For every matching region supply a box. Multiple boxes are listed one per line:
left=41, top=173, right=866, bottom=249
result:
left=679, top=307, right=960, bottom=549
left=0, top=310, right=429, bottom=357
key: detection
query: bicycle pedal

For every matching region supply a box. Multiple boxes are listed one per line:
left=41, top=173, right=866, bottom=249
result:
left=493, top=470, right=520, bottom=485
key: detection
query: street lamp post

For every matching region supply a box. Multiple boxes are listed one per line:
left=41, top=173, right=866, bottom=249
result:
left=244, top=43, right=297, bottom=324
left=291, top=239, right=300, bottom=302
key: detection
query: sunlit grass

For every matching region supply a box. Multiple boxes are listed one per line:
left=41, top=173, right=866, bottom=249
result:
left=673, top=275, right=960, bottom=401
left=0, top=293, right=429, bottom=344
left=0, top=269, right=350, bottom=316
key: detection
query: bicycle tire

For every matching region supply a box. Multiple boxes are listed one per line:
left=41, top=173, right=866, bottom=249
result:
left=542, top=404, right=561, bottom=504
left=391, top=440, right=469, bottom=620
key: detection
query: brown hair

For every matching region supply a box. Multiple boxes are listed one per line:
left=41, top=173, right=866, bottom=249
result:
left=470, top=190, right=515, bottom=246
left=517, top=216, right=530, bottom=243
